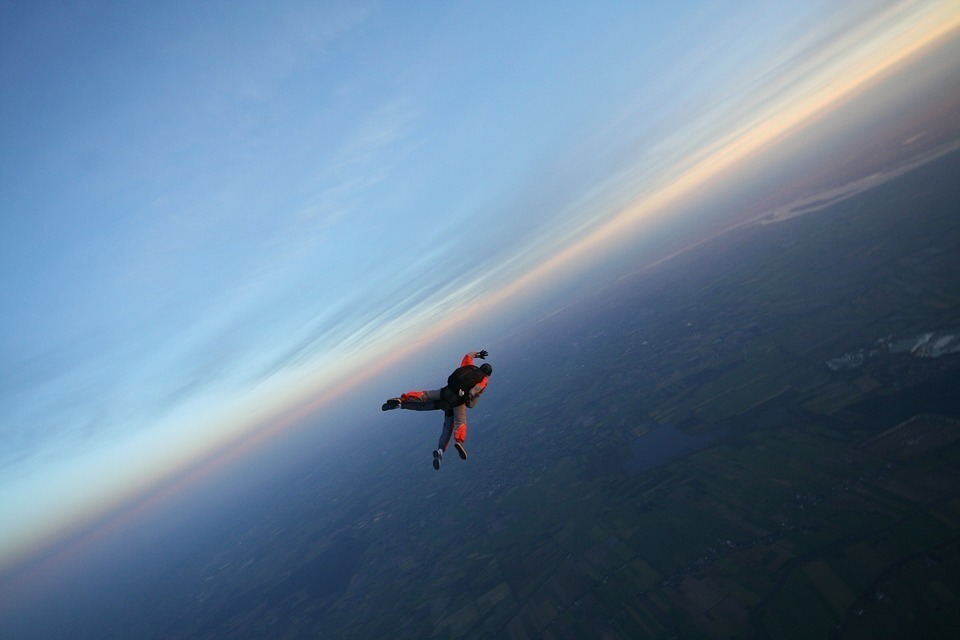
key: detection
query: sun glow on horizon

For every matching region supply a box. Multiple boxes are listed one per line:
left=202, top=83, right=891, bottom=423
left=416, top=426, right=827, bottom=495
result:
left=456, top=1, right=960, bottom=317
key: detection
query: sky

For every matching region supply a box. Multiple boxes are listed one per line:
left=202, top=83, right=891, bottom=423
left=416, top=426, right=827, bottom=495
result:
left=2, top=0, right=960, bottom=576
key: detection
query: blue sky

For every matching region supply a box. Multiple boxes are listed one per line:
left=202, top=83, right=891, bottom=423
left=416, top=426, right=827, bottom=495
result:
left=2, top=0, right=959, bottom=572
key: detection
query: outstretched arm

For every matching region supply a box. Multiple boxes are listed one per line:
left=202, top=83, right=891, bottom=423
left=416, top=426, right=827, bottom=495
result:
left=461, top=349, right=488, bottom=366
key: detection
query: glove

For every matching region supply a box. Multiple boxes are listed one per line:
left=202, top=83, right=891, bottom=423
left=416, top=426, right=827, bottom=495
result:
left=476, top=350, right=488, bottom=359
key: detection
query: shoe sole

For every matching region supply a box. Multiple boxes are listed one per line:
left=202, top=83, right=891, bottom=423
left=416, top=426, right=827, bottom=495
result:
left=454, top=442, right=467, bottom=460
left=433, top=450, right=441, bottom=470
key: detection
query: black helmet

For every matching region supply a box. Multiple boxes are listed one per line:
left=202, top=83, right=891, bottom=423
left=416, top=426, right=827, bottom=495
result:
left=480, top=363, right=493, bottom=376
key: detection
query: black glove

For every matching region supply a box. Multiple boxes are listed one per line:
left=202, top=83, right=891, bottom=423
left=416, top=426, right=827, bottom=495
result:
left=476, top=350, right=488, bottom=359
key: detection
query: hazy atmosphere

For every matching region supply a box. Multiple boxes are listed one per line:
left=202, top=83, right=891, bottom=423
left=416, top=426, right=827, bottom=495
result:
left=3, top=2, right=960, bottom=637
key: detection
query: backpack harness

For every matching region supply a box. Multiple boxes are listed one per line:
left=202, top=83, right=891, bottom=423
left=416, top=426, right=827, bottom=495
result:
left=446, top=364, right=487, bottom=397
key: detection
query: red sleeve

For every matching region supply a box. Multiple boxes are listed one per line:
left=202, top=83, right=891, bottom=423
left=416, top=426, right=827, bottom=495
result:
left=461, top=353, right=474, bottom=367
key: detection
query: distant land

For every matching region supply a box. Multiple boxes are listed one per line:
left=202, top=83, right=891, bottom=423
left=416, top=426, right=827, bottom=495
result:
left=3, top=149, right=959, bottom=640
left=750, top=139, right=960, bottom=227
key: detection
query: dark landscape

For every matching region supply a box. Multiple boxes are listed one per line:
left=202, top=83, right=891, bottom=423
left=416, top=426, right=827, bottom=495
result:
left=9, top=151, right=960, bottom=639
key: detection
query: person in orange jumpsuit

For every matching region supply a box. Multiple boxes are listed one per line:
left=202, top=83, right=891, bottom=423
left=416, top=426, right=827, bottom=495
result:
left=382, top=350, right=492, bottom=470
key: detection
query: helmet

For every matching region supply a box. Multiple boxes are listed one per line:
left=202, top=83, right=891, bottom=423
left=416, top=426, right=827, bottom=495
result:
left=480, top=363, right=493, bottom=376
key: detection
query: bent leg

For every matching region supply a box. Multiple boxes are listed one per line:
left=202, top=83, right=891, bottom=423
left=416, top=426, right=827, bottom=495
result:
left=453, top=404, right=467, bottom=444
left=437, top=411, right=454, bottom=451
left=452, top=405, right=468, bottom=460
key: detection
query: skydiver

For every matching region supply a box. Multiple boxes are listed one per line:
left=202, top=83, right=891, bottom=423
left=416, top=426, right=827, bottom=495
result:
left=382, top=350, right=492, bottom=470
